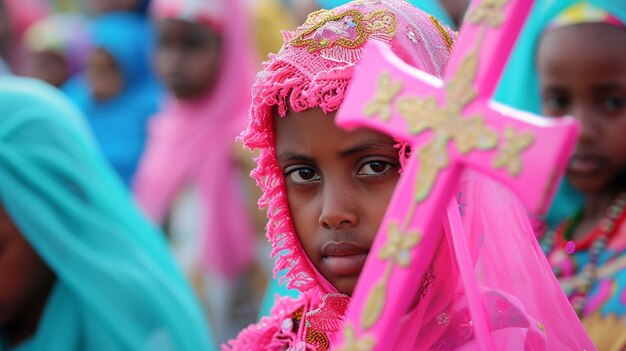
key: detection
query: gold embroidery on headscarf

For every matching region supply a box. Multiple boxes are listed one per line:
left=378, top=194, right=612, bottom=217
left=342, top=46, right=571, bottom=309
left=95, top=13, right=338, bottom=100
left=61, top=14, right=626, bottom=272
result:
left=291, top=9, right=397, bottom=53
left=428, top=15, right=454, bottom=53
left=306, top=328, right=330, bottom=351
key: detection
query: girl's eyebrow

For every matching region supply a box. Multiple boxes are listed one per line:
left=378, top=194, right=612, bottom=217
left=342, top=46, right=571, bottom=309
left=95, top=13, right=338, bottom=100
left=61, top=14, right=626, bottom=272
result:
left=339, top=138, right=396, bottom=158
left=592, top=82, right=625, bottom=94
left=276, top=151, right=316, bottom=164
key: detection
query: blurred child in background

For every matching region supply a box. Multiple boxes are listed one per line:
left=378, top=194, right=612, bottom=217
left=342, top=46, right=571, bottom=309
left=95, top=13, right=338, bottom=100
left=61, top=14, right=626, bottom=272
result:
left=22, top=14, right=90, bottom=88
left=65, top=12, right=162, bottom=186
left=134, top=0, right=263, bottom=344
left=497, top=1, right=626, bottom=349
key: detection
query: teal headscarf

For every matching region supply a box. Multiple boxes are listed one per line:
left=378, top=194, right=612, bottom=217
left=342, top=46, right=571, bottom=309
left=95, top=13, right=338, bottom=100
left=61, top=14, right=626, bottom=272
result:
left=0, top=77, right=215, bottom=350
left=314, top=0, right=456, bottom=28
left=495, top=0, right=626, bottom=227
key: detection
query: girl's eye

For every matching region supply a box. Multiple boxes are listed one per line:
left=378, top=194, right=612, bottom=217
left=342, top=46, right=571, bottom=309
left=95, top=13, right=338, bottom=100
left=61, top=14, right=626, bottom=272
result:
left=285, top=167, right=320, bottom=184
left=542, top=95, right=569, bottom=116
left=603, top=96, right=626, bottom=113
left=358, top=161, right=394, bottom=176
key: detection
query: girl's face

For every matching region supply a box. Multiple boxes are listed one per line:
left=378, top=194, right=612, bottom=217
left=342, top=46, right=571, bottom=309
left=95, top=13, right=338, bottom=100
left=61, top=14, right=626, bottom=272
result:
left=0, top=206, right=55, bottom=346
left=155, top=19, right=222, bottom=100
left=274, top=108, right=401, bottom=295
left=538, top=23, right=626, bottom=195
left=87, top=48, right=123, bottom=101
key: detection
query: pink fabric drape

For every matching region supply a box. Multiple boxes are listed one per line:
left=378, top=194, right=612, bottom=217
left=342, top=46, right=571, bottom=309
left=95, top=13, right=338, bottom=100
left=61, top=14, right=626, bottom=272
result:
left=134, top=0, right=256, bottom=280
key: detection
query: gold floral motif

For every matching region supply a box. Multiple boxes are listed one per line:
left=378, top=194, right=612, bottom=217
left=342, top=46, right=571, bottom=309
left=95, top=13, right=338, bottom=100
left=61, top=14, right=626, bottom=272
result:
left=363, top=72, right=404, bottom=121
left=291, top=9, right=397, bottom=53
left=492, top=127, right=534, bottom=176
left=361, top=280, right=387, bottom=330
left=337, top=325, right=376, bottom=351
left=468, top=0, right=510, bottom=28
left=413, top=141, right=448, bottom=201
left=395, top=53, right=498, bottom=202
left=378, top=222, right=423, bottom=267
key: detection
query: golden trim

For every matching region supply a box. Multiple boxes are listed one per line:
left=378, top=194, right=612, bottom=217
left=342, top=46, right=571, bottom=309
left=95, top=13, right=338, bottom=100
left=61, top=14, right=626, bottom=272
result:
left=291, top=9, right=397, bottom=53
left=429, top=15, right=454, bottom=53
left=537, top=321, right=545, bottom=333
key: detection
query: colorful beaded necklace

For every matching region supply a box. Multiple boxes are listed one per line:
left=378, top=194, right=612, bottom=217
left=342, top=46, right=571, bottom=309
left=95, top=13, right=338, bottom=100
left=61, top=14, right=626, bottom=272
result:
left=541, top=192, right=626, bottom=317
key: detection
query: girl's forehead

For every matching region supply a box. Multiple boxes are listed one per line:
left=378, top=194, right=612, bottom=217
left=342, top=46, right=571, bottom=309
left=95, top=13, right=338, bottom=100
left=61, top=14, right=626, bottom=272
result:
left=539, top=24, right=626, bottom=70
left=274, top=108, right=396, bottom=156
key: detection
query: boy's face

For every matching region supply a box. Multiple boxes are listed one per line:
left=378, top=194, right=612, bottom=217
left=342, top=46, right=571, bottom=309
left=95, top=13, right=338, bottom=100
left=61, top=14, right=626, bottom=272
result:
left=538, top=23, right=626, bottom=195
left=274, top=108, right=401, bottom=295
left=87, top=48, right=123, bottom=101
left=155, top=19, right=222, bottom=100
left=0, top=206, right=55, bottom=346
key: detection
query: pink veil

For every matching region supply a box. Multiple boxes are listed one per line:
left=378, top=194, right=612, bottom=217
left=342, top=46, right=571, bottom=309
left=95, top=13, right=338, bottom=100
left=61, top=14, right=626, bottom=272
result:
left=392, top=171, right=594, bottom=350
left=133, top=0, right=256, bottom=280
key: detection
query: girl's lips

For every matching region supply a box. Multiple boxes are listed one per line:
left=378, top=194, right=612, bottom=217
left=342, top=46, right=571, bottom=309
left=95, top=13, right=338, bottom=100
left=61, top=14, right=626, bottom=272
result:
left=322, top=242, right=369, bottom=276
left=568, top=155, right=603, bottom=175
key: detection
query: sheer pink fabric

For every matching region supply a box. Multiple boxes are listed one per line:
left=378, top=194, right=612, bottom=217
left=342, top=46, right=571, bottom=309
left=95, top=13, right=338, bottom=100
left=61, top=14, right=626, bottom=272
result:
left=394, top=171, right=593, bottom=350
left=227, top=0, right=594, bottom=349
left=133, top=0, right=256, bottom=280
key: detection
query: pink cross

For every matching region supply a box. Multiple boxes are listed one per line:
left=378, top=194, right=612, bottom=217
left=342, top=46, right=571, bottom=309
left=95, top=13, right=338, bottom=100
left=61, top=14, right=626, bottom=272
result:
left=333, top=0, right=579, bottom=349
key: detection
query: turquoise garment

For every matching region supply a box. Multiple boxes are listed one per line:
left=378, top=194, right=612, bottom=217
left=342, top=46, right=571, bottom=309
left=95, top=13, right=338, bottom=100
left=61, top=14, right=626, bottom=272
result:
left=495, top=0, right=626, bottom=228
left=314, top=0, right=456, bottom=28
left=258, top=271, right=300, bottom=318
left=65, top=12, right=162, bottom=186
left=0, top=77, right=215, bottom=350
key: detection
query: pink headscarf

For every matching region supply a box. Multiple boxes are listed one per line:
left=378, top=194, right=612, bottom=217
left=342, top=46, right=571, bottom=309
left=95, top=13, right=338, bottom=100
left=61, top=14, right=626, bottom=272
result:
left=133, top=0, right=256, bottom=280
left=227, top=0, right=594, bottom=350
left=241, top=0, right=454, bottom=296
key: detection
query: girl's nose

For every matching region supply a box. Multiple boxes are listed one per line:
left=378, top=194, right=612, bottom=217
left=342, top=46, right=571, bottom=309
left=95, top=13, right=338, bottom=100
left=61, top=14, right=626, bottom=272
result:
left=573, top=104, right=602, bottom=144
left=318, top=184, right=359, bottom=230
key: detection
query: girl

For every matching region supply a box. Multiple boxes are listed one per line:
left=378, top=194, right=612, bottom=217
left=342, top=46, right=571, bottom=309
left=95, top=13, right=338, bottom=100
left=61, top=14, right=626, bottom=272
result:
left=225, top=0, right=594, bottom=350
left=134, top=0, right=262, bottom=344
left=65, top=12, right=162, bottom=186
left=500, top=1, right=626, bottom=349
left=22, top=14, right=90, bottom=88
left=0, top=77, right=214, bottom=350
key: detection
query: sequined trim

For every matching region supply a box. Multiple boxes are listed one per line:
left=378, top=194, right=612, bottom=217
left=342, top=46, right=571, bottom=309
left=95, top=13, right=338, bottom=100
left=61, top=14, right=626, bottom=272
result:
left=428, top=15, right=454, bottom=53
